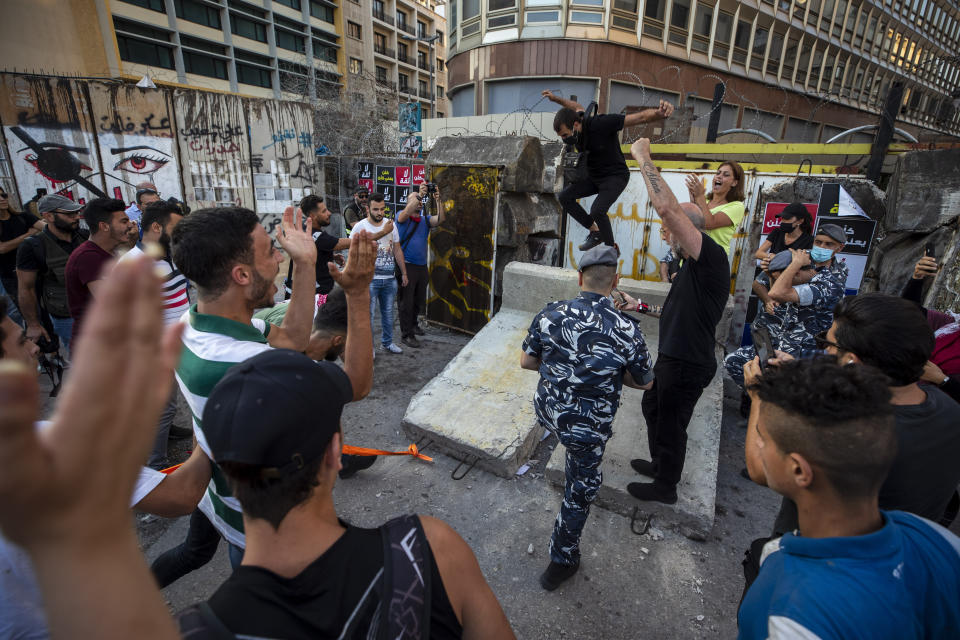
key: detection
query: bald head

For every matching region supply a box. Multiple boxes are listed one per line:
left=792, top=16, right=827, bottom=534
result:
left=680, top=202, right=705, bottom=229
left=136, top=181, right=157, bottom=191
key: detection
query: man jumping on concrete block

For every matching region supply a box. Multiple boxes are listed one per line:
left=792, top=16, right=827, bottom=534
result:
left=521, top=244, right=654, bottom=591
left=543, top=89, right=673, bottom=251
left=617, top=139, right=729, bottom=505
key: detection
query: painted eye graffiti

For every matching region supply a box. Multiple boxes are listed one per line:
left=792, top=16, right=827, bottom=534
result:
left=110, top=145, right=171, bottom=175
left=23, top=153, right=93, bottom=183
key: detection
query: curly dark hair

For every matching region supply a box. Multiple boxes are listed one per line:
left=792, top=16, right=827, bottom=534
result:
left=171, top=207, right=260, bottom=300
left=749, top=356, right=897, bottom=498
left=553, top=107, right=580, bottom=133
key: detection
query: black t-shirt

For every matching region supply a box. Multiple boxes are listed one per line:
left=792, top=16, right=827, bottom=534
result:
left=580, top=112, right=628, bottom=178
left=206, top=523, right=463, bottom=639
left=16, top=227, right=88, bottom=272
left=772, top=386, right=960, bottom=536
left=766, top=228, right=813, bottom=254
left=658, top=231, right=730, bottom=363
left=0, top=212, right=40, bottom=277
left=285, top=230, right=340, bottom=295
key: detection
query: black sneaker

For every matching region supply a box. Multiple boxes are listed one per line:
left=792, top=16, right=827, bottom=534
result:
left=630, top=458, right=657, bottom=478
left=414, top=326, right=425, bottom=336
left=627, top=482, right=678, bottom=504
left=402, top=335, right=421, bottom=348
left=168, top=425, right=193, bottom=440
left=339, top=454, right=377, bottom=479
left=539, top=559, right=580, bottom=591
left=578, top=231, right=602, bottom=251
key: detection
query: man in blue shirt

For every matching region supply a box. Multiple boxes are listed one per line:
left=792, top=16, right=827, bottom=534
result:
left=738, top=357, right=960, bottom=640
left=521, top=245, right=654, bottom=590
left=396, top=182, right=445, bottom=348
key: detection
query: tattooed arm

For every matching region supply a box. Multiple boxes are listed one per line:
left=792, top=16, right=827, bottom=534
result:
left=630, top=139, right=703, bottom=260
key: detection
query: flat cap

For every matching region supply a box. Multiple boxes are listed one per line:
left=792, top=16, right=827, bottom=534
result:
left=816, top=223, right=847, bottom=244
left=37, top=194, right=82, bottom=213
left=579, top=244, right=619, bottom=270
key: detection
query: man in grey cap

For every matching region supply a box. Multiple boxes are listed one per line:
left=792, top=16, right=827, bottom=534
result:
left=724, top=250, right=817, bottom=386
left=15, top=194, right=88, bottom=356
left=764, top=222, right=848, bottom=349
left=521, top=243, right=654, bottom=590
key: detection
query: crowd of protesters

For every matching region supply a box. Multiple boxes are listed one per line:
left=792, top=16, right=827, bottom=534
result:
left=0, top=119, right=958, bottom=638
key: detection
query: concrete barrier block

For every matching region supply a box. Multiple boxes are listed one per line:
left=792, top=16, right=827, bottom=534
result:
left=402, top=309, right=544, bottom=478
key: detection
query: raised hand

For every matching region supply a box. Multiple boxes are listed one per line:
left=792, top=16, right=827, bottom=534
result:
left=630, top=138, right=651, bottom=160
left=330, top=229, right=376, bottom=295
left=685, top=174, right=706, bottom=202
left=913, top=256, right=939, bottom=279
left=656, top=100, right=674, bottom=119
left=278, top=205, right=317, bottom=265
left=541, top=89, right=558, bottom=103
left=790, top=247, right=812, bottom=268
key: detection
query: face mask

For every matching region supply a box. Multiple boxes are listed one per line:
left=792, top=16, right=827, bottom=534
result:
left=562, top=134, right=578, bottom=146
left=779, top=222, right=795, bottom=233
left=810, top=246, right=834, bottom=263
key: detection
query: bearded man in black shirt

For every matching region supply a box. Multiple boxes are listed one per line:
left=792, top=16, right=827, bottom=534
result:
left=543, top=90, right=673, bottom=251
left=617, top=139, right=730, bottom=505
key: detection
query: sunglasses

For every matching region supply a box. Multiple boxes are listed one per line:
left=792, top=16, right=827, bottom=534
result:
left=0, top=192, right=8, bottom=198
left=814, top=331, right=845, bottom=352
left=54, top=210, right=81, bottom=217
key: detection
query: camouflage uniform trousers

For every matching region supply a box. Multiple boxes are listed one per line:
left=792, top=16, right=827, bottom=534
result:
left=549, top=426, right=608, bottom=566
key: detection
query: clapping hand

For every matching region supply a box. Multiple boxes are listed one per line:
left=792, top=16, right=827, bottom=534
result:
left=330, top=230, right=376, bottom=295
left=685, top=175, right=706, bottom=202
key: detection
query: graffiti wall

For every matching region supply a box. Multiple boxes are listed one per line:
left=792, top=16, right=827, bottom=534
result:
left=87, top=83, right=181, bottom=203
left=427, top=166, right=498, bottom=334
left=173, top=91, right=253, bottom=214
left=246, top=100, right=318, bottom=234
left=0, top=74, right=105, bottom=204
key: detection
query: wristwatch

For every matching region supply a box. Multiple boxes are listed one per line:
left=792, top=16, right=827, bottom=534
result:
left=940, top=375, right=951, bottom=387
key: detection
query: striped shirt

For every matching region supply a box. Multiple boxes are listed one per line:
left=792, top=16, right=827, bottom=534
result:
left=119, top=245, right=191, bottom=326
left=175, top=304, right=274, bottom=548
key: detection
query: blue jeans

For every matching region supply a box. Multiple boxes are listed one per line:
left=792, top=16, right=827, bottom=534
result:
left=370, top=277, right=397, bottom=347
left=49, top=315, right=73, bottom=359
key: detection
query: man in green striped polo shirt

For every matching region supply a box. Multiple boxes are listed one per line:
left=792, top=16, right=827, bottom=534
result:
left=152, top=205, right=376, bottom=584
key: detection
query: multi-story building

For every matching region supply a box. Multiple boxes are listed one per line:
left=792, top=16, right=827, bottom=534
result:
left=343, top=0, right=450, bottom=117
left=445, top=0, right=960, bottom=141
left=1, top=0, right=447, bottom=117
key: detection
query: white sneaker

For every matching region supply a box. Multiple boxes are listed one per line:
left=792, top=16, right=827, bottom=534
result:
left=385, top=343, right=403, bottom=354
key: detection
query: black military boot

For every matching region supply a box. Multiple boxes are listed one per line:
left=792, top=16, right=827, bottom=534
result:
left=539, top=559, right=580, bottom=591
left=578, top=231, right=602, bottom=251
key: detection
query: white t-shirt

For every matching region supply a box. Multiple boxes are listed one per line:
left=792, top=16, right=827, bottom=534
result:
left=350, top=218, right=400, bottom=280
left=118, top=246, right=191, bottom=326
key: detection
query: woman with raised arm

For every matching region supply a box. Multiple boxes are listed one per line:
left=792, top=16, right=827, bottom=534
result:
left=685, top=161, right=746, bottom=255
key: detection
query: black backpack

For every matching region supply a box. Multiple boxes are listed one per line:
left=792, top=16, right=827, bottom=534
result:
left=176, top=514, right=433, bottom=640
left=561, top=101, right=599, bottom=185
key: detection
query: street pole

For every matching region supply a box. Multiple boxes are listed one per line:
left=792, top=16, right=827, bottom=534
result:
left=429, top=37, right=435, bottom=119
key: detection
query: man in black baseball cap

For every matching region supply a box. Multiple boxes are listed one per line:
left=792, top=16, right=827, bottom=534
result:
left=183, top=348, right=515, bottom=638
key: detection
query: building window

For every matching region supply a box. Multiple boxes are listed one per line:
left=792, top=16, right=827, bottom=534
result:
left=437, top=111, right=444, bottom=117
left=174, top=0, right=222, bottom=29
left=573, top=0, right=604, bottom=6
left=376, top=65, right=388, bottom=82
left=437, top=85, right=445, bottom=98
left=398, top=42, right=409, bottom=60
left=418, top=50, right=427, bottom=66
left=570, top=10, right=603, bottom=23
left=611, top=15, right=636, bottom=29
left=183, top=51, right=228, bottom=79
left=436, top=57, right=445, bottom=70
left=274, top=0, right=302, bottom=9
left=525, top=10, right=559, bottom=22
left=463, top=0, right=480, bottom=20
left=181, top=35, right=226, bottom=54
left=348, top=21, right=362, bottom=38
left=117, top=35, right=175, bottom=68
left=119, top=0, right=166, bottom=12
left=314, top=41, right=337, bottom=62
left=613, top=0, right=637, bottom=10
left=276, top=28, right=306, bottom=52
left=114, top=17, right=171, bottom=40
left=462, top=21, right=481, bottom=35
left=417, top=20, right=428, bottom=37
left=310, top=1, right=334, bottom=22
left=349, top=57, right=363, bottom=74
left=237, top=62, right=272, bottom=87
left=399, top=72, right=410, bottom=91
left=488, top=0, right=516, bottom=9
left=488, top=14, right=515, bottom=27
left=231, top=15, right=268, bottom=41
left=436, top=31, right=443, bottom=43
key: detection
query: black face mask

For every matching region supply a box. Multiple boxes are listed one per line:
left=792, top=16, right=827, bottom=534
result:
left=562, top=133, right=579, bottom=147
left=779, top=222, right=795, bottom=233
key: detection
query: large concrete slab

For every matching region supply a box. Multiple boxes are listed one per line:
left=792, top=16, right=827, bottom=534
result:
left=545, top=351, right=724, bottom=537
left=404, top=261, right=729, bottom=533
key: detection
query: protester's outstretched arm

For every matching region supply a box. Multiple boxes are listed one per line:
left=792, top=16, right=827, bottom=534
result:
left=0, top=256, right=183, bottom=640
left=398, top=184, right=427, bottom=223
left=136, top=445, right=211, bottom=518
left=420, top=516, right=516, bottom=640
left=623, top=100, right=673, bottom=126
left=330, top=230, right=376, bottom=400
left=272, top=206, right=317, bottom=351
left=631, top=139, right=703, bottom=260
left=541, top=90, right=584, bottom=112
left=767, top=249, right=808, bottom=304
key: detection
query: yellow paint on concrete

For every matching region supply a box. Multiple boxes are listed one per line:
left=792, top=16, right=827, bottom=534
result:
left=627, top=160, right=843, bottom=174
left=621, top=143, right=877, bottom=155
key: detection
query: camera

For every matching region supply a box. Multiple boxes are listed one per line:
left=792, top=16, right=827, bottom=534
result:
left=426, top=183, right=438, bottom=194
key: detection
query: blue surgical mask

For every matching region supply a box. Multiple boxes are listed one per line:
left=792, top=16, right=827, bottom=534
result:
left=810, top=246, right=834, bottom=263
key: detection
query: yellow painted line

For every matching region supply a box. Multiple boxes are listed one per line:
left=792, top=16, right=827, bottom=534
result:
left=625, top=160, right=843, bottom=174
left=889, top=142, right=960, bottom=152
left=620, top=143, right=879, bottom=155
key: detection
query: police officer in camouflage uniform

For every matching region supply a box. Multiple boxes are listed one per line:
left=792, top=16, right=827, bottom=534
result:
left=726, top=224, right=849, bottom=384
left=521, top=245, right=654, bottom=591
left=724, top=251, right=816, bottom=386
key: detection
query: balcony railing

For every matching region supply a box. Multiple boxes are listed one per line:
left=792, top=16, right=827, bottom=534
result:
left=418, top=88, right=433, bottom=99
left=398, top=22, right=416, bottom=35
left=372, top=9, right=395, bottom=25
left=397, top=52, right=412, bottom=64
left=398, top=84, right=414, bottom=94
left=376, top=79, right=397, bottom=91
left=417, top=61, right=434, bottom=71
left=374, top=44, right=396, bottom=58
